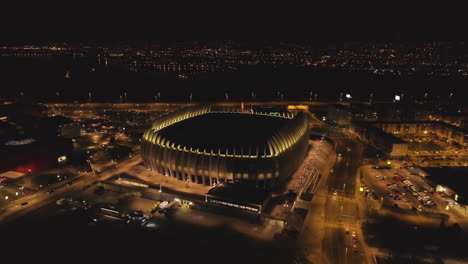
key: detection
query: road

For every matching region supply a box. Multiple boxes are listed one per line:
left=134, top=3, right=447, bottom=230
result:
left=321, top=135, right=368, bottom=264
left=0, top=154, right=142, bottom=224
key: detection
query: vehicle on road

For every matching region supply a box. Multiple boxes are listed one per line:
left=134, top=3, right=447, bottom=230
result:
left=47, top=189, right=56, bottom=194
left=20, top=202, right=28, bottom=206
left=0, top=177, right=12, bottom=183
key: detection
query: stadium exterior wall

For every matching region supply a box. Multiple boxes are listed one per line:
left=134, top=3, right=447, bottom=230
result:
left=141, top=106, right=309, bottom=189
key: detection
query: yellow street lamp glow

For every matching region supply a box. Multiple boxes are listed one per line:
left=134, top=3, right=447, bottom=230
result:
left=454, top=194, right=458, bottom=201
left=445, top=205, right=449, bottom=211
left=387, top=161, right=391, bottom=165
left=359, top=187, right=364, bottom=192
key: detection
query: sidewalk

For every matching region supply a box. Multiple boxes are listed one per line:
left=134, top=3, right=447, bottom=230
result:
left=298, top=140, right=336, bottom=264
left=118, top=155, right=213, bottom=197
left=270, top=139, right=334, bottom=221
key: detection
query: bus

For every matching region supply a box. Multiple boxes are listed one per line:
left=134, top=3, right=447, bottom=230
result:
left=100, top=206, right=123, bottom=219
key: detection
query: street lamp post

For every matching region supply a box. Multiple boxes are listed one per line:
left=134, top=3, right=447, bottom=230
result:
left=88, top=159, right=99, bottom=182
left=159, top=182, right=162, bottom=200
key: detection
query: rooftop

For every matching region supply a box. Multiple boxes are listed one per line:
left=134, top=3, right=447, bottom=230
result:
left=423, top=166, right=468, bottom=203
left=207, top=182, right=270, bottom=206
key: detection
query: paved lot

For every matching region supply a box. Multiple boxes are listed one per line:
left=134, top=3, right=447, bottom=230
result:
left=361, top=165, right=466, bottom=219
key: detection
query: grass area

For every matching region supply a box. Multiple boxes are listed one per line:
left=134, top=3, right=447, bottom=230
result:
left=104, top=144, right=132, bottom=161
left=0, top=189, right=19, bottom=207
left=300, top=192, right=314, bottom=201
left=31, top=173, right=75, bottom=186
left=74, top=182, right=140, bottom=207
left=362, top=214, right=467, bottom=259
left=362, top=144, right=388, bottom=163
left=382, top=206, right=449, bottom=221
left=376, top=256, right=443, bottom=264
left=408, top=140, right=444, bottom=152
left=293, top=208, right=308, bottom=219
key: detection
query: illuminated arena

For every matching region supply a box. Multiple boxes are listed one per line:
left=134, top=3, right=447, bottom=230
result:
left=141, top=105, right=309, bottom=189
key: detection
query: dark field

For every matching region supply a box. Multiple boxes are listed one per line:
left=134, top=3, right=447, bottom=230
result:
left=0, top=202, right=307, bottom=263
left=1, top=57, right=468, bottom=104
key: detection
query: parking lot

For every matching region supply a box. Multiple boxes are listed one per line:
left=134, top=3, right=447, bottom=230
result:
left=361, top=165, right=462, bottom=217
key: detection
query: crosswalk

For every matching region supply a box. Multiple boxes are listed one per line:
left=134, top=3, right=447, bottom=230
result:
left=323, top=221, right=357, bottom=231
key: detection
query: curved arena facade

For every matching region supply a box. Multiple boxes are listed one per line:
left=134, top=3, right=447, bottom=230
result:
left=141, top=105, right=309, bottom=189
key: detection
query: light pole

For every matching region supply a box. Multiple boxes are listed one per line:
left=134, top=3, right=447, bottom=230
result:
left=159, top=182, right=162, bottom=200
left=87, top=159, right=99, bottom=182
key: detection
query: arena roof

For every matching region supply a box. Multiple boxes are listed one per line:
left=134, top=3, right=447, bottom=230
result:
left=157, top=113, right=288, bottom=153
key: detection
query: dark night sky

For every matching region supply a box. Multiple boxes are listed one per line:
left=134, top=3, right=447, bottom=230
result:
left=1, top=1, right=466, bottom=43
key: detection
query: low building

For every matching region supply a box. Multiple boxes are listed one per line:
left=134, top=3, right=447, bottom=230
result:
left=374, top=121, right=468, bottom=147
left=0, top=104, right=74, bottom=173
left=205, top=182, right=270, bottom=213
left=327, top=104, right=352, bottom=126
left=421, top=167, right=468, bottom=205
left=350, top=121, right=408, bottom=157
